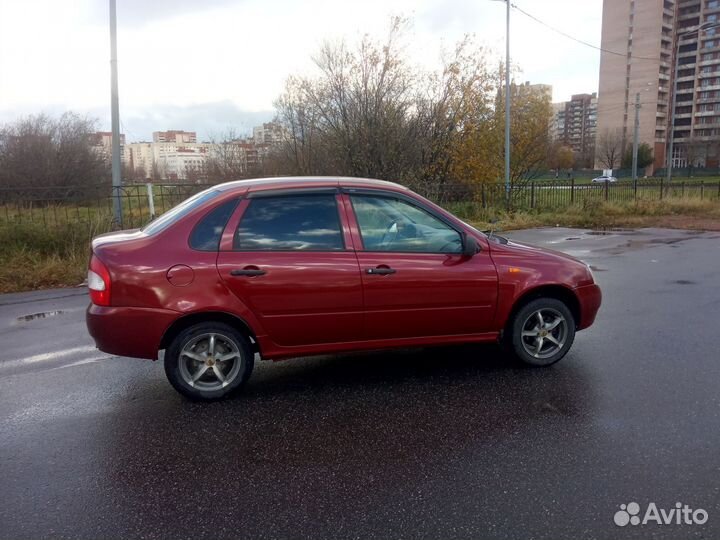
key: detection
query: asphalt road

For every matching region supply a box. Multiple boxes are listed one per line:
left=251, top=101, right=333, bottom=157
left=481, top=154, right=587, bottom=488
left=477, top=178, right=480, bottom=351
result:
left=1, top=227, right=719, bottom=540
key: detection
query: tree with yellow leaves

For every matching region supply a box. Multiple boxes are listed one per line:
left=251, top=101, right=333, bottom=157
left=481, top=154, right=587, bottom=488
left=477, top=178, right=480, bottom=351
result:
left=451, top=70, right=553, bottom=189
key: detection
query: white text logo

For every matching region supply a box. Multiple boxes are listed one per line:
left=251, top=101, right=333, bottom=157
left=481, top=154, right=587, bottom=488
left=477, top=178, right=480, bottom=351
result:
left=614, top=502, right=708, bottom=527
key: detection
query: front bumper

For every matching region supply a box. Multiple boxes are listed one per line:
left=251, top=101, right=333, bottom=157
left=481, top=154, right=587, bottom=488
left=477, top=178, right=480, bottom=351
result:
left=86, top=304, right=179, bottom=360
left=574, top=283, right=602, bottom=330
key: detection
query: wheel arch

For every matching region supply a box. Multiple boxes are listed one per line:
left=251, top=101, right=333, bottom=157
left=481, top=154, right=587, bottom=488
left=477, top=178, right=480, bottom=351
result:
left=505, top=284, right=581, bottom=331
left=159, top=311, right=260, bottom=354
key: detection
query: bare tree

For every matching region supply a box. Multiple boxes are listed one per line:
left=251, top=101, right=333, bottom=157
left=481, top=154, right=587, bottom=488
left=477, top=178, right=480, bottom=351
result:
left=204, top=130, right=252, bottom=182
left=0, top=113, right=110, bottom=199
left=596, top=129, right=624, bottom=171
left=269, top=17, right=419, bottom=181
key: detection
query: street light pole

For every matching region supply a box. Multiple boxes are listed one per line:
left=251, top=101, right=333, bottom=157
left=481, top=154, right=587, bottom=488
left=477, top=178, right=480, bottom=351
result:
left=504, top=0, right=511, bottom=203
left=109, top=0, right=123, bottom=228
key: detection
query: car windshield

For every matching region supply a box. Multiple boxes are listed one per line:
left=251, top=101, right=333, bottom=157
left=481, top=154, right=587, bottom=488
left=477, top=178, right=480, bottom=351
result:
left=142, top=188, right=220, bottom=235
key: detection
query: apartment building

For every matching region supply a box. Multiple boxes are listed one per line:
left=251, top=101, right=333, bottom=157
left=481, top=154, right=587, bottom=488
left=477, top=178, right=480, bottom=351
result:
left=596, top=0, right=720, bottom=171
left=553, top=93, right=598, bottom=165
left=252, top=123, right=288, bottom=145
left=152, top=130, right=197, bottom=144
left=120, top=122, right=288, bottom=181
left=92, top=132, right=126, bottom=163
left=126, top=141, right=209, bottom=180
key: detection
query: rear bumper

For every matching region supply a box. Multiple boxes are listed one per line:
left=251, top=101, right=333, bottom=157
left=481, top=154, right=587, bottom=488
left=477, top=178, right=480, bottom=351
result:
left=575, top=283, right=602, bottom=330
left=86, top=304, right=179, bottom=360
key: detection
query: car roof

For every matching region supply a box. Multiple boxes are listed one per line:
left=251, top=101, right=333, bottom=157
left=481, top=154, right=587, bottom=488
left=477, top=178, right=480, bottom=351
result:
left=214, top=176, right=408, bottom=193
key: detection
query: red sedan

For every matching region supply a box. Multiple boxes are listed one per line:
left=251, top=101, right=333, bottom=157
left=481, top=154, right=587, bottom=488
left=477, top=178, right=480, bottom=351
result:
left=86, top=177, right=601, bottom=400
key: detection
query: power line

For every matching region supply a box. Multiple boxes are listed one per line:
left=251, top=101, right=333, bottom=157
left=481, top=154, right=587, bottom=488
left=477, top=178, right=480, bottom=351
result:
left=509, top=2, right=662, bottom=62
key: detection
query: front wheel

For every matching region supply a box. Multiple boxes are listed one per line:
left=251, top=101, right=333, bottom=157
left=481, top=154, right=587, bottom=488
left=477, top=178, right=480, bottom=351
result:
left=507, top=298, right=576, bottom=367
left=164, top=322, right=254, bottom=401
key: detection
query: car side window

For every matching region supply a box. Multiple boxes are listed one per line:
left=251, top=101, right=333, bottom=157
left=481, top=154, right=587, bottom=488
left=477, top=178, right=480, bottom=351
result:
left=234, top=194, right=344, bottom=251
left=350, top=194, right=462, bottom=253
left=189, top=198, right=239, bottom=251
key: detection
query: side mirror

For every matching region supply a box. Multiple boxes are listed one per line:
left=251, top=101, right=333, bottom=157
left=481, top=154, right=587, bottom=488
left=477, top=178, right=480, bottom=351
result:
left=462, top=233, right=479, bottom=258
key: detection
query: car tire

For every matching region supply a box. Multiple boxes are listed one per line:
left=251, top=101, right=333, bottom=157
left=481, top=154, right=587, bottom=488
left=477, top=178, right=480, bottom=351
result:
left=164, top=322, right=254, bottom=401
left=506, top=298, right=576, bottom=367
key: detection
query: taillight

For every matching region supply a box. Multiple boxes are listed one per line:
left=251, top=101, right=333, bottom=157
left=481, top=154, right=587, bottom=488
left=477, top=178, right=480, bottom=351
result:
left=88, top=255, right=111, bottom=306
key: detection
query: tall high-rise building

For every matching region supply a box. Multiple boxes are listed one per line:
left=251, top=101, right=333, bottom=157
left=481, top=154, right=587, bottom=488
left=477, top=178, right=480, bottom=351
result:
left=553, top=93, right=598, bottom=166
left=597, top=0, right=720, bottom=171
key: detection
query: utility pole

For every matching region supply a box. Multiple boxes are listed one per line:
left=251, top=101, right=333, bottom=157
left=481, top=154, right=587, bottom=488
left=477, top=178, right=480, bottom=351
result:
left=632, top=92, right=640, bottom=189
left=504, top=0, right=511, bottom=204
left=109, top=0, right=123, bottom=228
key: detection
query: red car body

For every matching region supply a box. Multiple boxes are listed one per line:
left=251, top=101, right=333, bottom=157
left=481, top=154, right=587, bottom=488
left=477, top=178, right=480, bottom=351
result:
left=87, top=177, right=600, bottom=378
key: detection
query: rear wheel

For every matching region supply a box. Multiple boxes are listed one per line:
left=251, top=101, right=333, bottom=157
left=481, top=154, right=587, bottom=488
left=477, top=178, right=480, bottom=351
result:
left=507, top=298, right=575, bottom=367
left=164, top=322, right=254, bottom=401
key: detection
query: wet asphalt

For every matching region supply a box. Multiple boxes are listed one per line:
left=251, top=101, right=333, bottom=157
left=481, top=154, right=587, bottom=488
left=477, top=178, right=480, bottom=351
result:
left=1, top=227, right=719, bottom=540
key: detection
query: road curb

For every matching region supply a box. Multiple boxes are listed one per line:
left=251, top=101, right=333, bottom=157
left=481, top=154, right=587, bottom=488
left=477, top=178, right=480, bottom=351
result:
left=0, top=286, right=87, bottom=307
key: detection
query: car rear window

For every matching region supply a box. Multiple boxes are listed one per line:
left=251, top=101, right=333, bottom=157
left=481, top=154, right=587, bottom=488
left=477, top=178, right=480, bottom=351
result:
left=234, top=194, right=344, bottom=251
left=189, top=198, right=239, bottom=251
left=142, top=189, right=220, bottom=235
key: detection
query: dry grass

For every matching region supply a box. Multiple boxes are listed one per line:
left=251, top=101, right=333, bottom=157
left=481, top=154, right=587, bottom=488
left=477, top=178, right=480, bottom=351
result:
left=0, top=219, right=106, bottom=293
left=466, top=198, right=720, bottom=232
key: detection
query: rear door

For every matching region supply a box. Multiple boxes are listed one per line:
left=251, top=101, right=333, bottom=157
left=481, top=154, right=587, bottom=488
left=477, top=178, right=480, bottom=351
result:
left=217, top=190, right=363, bottom=347
left=344, top=190, right=498, bottom=340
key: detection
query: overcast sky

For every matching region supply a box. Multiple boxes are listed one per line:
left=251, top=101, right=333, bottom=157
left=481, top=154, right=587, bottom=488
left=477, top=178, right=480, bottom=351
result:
left=0, top=0, right=602, bottom=142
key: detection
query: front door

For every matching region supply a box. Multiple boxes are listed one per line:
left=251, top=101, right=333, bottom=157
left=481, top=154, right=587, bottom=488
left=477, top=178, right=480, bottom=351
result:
left=217, top=192, right=363, bottom=347
left=345, top=191, right=498, bottom=340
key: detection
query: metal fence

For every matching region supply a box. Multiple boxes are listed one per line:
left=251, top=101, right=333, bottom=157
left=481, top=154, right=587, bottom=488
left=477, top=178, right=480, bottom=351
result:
left=1, top=178, right=719, bottom=230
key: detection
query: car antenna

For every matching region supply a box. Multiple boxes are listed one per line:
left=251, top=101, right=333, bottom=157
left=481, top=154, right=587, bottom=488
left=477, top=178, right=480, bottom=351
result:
left=488, top=218, right=499, bottom=240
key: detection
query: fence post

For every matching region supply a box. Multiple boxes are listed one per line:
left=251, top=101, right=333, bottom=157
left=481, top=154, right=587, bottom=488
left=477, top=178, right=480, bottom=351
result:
left=681, top=181, right=685, bottom=198
left=634, top=178, right=638, bottom=200
left=570, top=178, right=575, bottom=204
left=604, top=180, right=609, bottom=201
left=530, top=182, right=536, bottom=209
left=146, top=183, right=156, bottom=220
left=481, top=183, right=486, bottom=209
left=700, top=180, right=704, bottom=200
left=660, top=177, right=664, bottom=200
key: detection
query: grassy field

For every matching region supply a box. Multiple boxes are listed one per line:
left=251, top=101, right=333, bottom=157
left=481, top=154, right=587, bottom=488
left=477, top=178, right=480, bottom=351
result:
left=1, top=196, right=719, bottom=294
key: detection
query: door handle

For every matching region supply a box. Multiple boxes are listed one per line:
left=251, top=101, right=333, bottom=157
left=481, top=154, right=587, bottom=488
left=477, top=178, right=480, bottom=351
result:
left=366, top=267, right=396, bottom=275
left=230, top=268, right=266, bottom=277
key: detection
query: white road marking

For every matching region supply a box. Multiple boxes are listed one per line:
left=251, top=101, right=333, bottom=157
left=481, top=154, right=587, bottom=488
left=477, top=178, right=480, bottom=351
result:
left=46, top=356, right=110, bottom=371
left=0, top=345, right=112, bottom=371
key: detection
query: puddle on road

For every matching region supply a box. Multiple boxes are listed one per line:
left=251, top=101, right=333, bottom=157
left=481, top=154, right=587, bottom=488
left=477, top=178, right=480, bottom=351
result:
left=673, top=279, right=696, bottom=285
left=16, top=310, right=65, bottom=322
left=589, top=265, right=607, bottom=272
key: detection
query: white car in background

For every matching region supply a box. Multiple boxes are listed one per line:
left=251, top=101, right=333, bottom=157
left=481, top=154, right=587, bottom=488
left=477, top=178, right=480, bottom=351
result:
left=591, top=175, right=618, bottom=183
